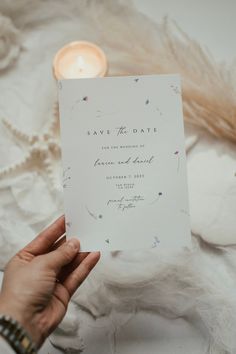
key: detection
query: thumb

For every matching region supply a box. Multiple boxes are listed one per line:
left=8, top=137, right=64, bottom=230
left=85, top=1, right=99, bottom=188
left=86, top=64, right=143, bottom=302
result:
left=44, top=238, right=80, bottom=273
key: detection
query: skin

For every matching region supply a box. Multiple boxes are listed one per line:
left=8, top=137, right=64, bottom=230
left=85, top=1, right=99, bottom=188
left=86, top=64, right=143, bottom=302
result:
left=0, top=215, right=100, bottom=348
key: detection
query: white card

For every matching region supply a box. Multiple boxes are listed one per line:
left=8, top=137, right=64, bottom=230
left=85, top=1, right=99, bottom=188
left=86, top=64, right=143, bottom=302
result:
left=58, top=74, right=191, bottom=251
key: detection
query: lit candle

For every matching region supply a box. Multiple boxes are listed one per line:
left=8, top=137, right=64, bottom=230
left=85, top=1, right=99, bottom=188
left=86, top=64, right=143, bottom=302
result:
left=53, top=41, right=108, bottom=79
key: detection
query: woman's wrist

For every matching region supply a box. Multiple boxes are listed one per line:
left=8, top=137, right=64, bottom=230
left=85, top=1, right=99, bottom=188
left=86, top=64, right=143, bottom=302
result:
left=0, top=296, right=40, bottom=348
left=0, top=295, right=27, bottom=329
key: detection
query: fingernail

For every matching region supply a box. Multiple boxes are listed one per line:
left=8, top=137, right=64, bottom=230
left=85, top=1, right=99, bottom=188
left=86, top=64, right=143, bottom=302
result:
left=90, top=251, right=101, bottom=260
left=67, top=238, right=80, bottom=251
left=93, top=251, right=101, bottom=257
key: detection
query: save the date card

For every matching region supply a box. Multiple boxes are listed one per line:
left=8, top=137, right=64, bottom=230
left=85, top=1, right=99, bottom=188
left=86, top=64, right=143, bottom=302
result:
left=58, top=74, right=191, bottom=251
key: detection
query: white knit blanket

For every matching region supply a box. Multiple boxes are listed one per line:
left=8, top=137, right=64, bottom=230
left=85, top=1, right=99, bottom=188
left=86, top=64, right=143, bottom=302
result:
left=0, top=1, right=236, bottom=353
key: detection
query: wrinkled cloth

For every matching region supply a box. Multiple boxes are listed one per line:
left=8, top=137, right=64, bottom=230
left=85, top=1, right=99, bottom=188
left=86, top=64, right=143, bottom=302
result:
left=0, top=337, right=15, bottom=354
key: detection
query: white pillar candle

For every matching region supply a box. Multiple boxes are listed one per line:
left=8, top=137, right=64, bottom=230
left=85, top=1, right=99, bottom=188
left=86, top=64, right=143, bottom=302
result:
left=53, top=41, right=108, bottom=79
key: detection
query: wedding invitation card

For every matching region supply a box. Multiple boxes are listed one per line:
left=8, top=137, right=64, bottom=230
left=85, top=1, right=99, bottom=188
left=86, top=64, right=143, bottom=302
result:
left=58, top=74, right=191, bottom=251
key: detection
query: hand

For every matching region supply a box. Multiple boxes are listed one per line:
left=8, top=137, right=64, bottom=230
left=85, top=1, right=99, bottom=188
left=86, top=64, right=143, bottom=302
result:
left=0, top=215, right=100, bottom=348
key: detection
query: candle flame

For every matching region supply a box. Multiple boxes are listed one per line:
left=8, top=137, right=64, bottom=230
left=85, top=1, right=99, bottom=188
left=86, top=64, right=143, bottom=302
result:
left=77, top=55, right=85, bottom=72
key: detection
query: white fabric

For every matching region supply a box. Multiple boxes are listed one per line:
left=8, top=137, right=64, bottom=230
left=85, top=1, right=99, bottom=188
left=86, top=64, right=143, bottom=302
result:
left=188, top=148, right=236, bottom=245
left=0, top=337, right=15, bottom=354
left=0, top=1, right=235, bottom=354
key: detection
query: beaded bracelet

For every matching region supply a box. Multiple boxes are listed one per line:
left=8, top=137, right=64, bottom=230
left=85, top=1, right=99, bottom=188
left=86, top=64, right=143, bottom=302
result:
left=0, top=314, right=37, bottom=354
